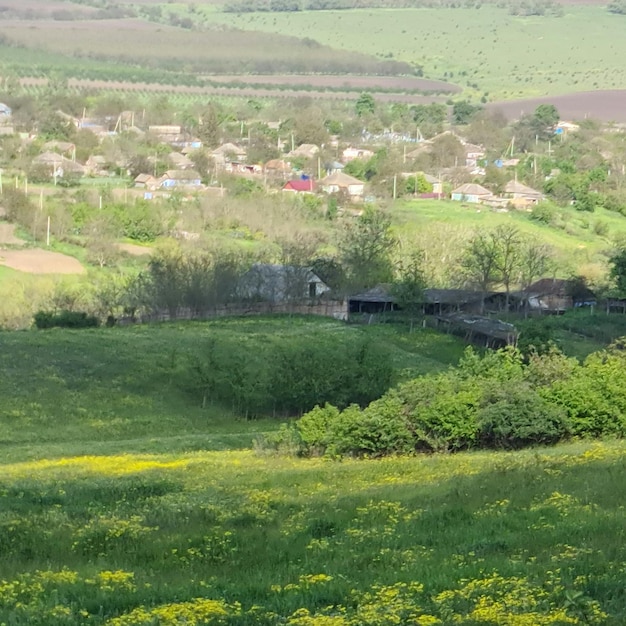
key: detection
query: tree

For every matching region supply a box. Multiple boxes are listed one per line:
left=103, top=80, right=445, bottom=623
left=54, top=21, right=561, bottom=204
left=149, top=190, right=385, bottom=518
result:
left=391, top=250, right=426, bottom=331
left=339, top=206, right=396, bottom=291
left=355, top=93, right=376, bottom=118
left=460, top=231, right=501, bottom=313
left=533, top=104, right=560, bottom=130
left=197, top=104, right=221, bottom=148
left=452, top=100, right=482, bottom=126
left=609, top=248, right=626, bottom=295
left=519, top=241, right=554, bottom=291
left=492, top=225, right=523, bottom=310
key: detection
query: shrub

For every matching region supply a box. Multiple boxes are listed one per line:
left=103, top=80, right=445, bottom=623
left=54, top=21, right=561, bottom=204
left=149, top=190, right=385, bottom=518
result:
left=477, top=384, right=570, bottom=449
left=34, top=310, right=100, bottom=329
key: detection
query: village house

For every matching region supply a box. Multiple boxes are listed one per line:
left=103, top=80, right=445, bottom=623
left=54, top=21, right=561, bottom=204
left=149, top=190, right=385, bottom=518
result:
left=451, top=183, right=493, bottom=204
left=320, top=172, right=365, bottom=200
left=212, top=143, right=247, bottom=168
left=503, top=180, right=544, bottom=208
left=167, top=152, right=195, bottom=170
left=134, top=173, right=159, bottom=190
left=326, top=161, right=345, bottom=176
left=158, top=170, right=203, bottom=190
left=264, top=159, right=292, bottom=178
left=43, top=140, right=76, bottom=157
left=33, top=152, right=85, bottom=178
left=518, top=278, right=596, bottom=313
left=84, top=155, right=109, bottom=177
left=238, top=264, right=331, bottom=303
left=282, top=178, right=315, bottom=194
left=288, top=143, right=320, bottom=160
left=0, top=102, right=12, bottom=121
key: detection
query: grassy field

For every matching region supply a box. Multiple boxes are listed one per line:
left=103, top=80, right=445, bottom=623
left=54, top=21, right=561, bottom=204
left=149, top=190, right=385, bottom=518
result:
left=208, top=6, right=626, bottom=100
left=0, top=317, right=466, bottom=453
left=391, top=198, right=623, bottom=286
left=0, top=431, right=624, bottom=623
left=1, top=318, right=625, bottom=623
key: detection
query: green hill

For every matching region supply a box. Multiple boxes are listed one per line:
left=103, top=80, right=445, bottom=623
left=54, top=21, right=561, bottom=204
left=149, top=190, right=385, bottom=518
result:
left=0, top=319, right=625, bottom=623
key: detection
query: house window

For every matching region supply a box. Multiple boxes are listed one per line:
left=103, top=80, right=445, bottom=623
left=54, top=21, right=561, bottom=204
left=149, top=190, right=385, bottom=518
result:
left=308, top=282, right=317, bottom=298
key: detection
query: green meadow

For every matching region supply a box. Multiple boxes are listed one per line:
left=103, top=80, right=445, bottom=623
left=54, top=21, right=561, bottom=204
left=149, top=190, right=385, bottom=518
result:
left=391, top=199, right=622, bottom=286
left=208, top=6, right=626, bottom=100
left=1, top=319, right=626, bottom=623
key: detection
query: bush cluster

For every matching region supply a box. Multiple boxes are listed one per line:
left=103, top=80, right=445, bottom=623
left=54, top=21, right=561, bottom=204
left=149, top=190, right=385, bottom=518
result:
left=280, top=343, right=626, bottom=457
left=34, top=310, right=100, bottom=329
left=189, top=334, right=393, bottom=417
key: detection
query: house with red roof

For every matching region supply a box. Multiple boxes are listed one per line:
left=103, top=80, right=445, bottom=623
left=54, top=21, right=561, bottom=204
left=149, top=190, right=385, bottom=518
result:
left=282, top=178, right=315, bottom=194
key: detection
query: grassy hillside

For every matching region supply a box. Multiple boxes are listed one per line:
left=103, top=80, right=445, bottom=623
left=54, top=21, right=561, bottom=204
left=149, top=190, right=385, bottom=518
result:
left=0, top=317, right=466, bottom=456
left=1, top=319, right=625, bottom=623
left=392, top=199, right=623, bottom=285
left=208, top=6, right=626, bottom=100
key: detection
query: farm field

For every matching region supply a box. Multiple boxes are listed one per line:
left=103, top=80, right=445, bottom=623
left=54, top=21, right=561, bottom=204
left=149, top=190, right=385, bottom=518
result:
left=208, top=6, right=626, bottom=102
left=0, top=248, right=85, bottom=274
left=0, top=17, right=413, bottom=77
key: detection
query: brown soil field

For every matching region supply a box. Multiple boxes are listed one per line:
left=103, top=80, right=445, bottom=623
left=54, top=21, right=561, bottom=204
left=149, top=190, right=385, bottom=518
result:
left=490, top=90, right=626, bottom=122
left=203, top=74, right=460, bottom=93
left=0, top=249, right=84, bottom=274
left=0, top=0, right=97, bottom=16
left=0, top=224, right=25, bottom=246
left=115, top=243, right=152, bottom=256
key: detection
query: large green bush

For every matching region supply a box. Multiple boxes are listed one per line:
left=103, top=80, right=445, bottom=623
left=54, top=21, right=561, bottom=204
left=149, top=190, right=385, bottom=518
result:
left=289, top=342, right=626, bottom=458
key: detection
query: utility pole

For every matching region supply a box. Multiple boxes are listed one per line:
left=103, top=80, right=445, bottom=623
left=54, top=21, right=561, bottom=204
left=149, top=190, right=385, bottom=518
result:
left=46, top=215, right=50, bottom=247
left=393, top=174, right=397, bottom=200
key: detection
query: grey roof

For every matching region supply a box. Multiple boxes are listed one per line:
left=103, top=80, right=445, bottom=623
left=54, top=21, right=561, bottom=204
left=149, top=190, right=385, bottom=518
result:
left=349, top=284, right=395, bottom=303
left=424, top=289, right=488, bottom=305
left=439, top=312, right=518, bottom=341
left=238, top=264, right=328, bottom=303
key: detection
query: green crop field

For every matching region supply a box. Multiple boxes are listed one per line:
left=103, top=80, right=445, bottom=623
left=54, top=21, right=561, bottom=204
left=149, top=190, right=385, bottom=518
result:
left=208, top=6, right=626, bottom=100
left=0, top=319, right=625, bottom=623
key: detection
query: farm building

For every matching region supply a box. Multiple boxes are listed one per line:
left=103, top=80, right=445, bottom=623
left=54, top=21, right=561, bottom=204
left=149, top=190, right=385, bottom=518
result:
left=518, top=278, right=596, bottom=313
left=342, top=147, right=374, bottom=162
left=282, top=178, right=315, bottom=193
left=423, top=289, right=493, bottom=315
left=320, top=172, right=365, bottom=199
left=238, top=264, right=331, bottom=303
left=349, top=285, right=398, bottom=314
left=436, top=313, right=518, bottom=349
left=503, top=180, right=544, bottom=208
left=85, top=155, right=109, bottom=177
left=451, top=183, right=493, bottom=204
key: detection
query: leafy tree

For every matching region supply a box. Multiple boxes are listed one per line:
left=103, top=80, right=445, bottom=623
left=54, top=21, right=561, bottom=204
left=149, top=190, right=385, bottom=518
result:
left=339, top=205, right=396, bottom=291
left=355, top=93, right=376, bottom=118
left=452, top=100, right=482, bottom=125
left=492, top=225, right=522, bottom=310
left=391, top=250, right=426, bottom=331
left=533, top=104, right=560, bottom=129
left=459, top=230, right=501, bottom=312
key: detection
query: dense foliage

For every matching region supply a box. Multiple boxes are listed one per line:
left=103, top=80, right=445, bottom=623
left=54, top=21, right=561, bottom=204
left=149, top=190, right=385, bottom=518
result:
left=279, top=342, right=626, bottom=457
